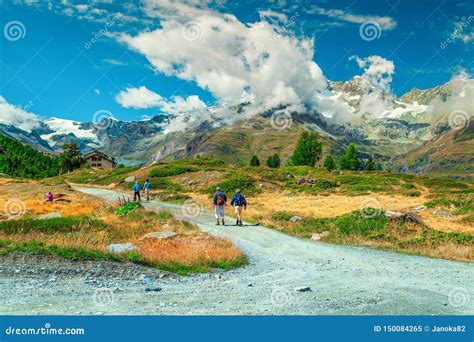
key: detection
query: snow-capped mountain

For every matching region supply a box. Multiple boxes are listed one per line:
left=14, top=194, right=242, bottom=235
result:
left=0, top=76, right=472, bottom=171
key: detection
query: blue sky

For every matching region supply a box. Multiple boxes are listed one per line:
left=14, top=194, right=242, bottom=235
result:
left=1, top=0, right=473, bottom=123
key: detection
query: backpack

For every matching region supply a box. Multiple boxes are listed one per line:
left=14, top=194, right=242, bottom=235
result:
left=216, top=193, right=225, bottom=206
left=234, top=194, right=243, bottom=206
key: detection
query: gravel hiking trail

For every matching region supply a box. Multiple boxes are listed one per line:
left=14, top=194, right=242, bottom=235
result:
left=1, top=186, right=472, bottom=315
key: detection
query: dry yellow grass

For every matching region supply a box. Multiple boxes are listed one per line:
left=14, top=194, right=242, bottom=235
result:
left=0, top=180, right=245, bottom=271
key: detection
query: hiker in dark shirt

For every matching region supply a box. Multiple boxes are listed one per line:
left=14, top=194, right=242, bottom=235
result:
left=212, top=187, right=227, bottom=225
left=230, top=189, right=247, bottom=226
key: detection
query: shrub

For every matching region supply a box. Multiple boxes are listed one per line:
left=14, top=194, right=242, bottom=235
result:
left=249, top=155, right=260, bottom=167
left=339, top=143, right=363, bottom=171
left=210, top=174, right=256, bottom=194
left=266, top=154, right=281, bottom=168
left=115, top=202, right=142, bottom=216
left=323, top=155, right=337, bottom=171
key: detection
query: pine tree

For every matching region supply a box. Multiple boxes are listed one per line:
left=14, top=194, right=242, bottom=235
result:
left=339, top=143, right=362, bottom=170
left=59, top=142, right=83, bottom=172
left=266, top=154, right=281, bottom=168
left=366, top=155, right=376, bottom=171
left=250, top=155, right=260, bottom=166
left=323, top=155, right=336, bottom=171
left=290, top=131, right=322, bottom=166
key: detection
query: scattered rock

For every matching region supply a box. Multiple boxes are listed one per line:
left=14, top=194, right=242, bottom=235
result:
left=321, top=231, right=329, bottom=237
left=39, top=212, right=63, bottom=220
left=294, top=286, right=311, bottom=292
left=297, top=177, right=306, bottom=185
left=311, top=234, right=322, bottom=241
left=384, top=211, right=405, bottom=219
left=188, top=180, right=196, bottom=186
left=214, top=274, right=222, bottom=280
left=124, top=176, right=136, bottom=183
left=140, top=231, right=177, bottom=242
left=285, top=172, right=295, bottom=179
left=145, top=285, right=162, bottom=292
left=107, top=243, right=138, bottom=254
left=413, top=205, right=427, bottom=212
left=290, top=215, right=304, bottom=222
left=433, top=210, right=449, bottom=215
left=247, top=283, right=253, bottom=287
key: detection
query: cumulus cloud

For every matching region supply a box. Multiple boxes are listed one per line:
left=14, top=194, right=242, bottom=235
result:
left=0, top=96, right=42, bottom=132
left=115, top=86, right=207, bottom=118
left=349, top=55, right=396, bottom=119
left=115, top=0, right=355, bottom=131
left=116, top=86, right=164, bottom=109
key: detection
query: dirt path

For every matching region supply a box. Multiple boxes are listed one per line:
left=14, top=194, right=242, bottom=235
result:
left=1, top=186, right=472, bottom=315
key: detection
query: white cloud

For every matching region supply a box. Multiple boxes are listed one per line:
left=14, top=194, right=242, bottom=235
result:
left=0, top=96, right=42, bottom=132
left=309, top=6, right=397, bottom=30
left=350, top=55, right=396, bottom=119
left=115, top=86, right=207, bottom=117
left=116, top=86, right=163, bottom=109
left=117, top=0, right=340, bottom=131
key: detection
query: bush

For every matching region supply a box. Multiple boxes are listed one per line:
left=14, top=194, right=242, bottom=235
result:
left=209, top=174, right=256, bottom=194
left=249, top=155, right=260, bottom=167
left=266, top=154, right=281, bottom=168
left=403, top=190, right=422, bottom=197
left=115, top=202, right=142, bottom=216
left=323, top=155, right=336, bottom=171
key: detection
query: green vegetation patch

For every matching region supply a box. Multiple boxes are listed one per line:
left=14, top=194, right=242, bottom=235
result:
left=149, top=164, right=198, bottom=177
left=0, top=217, right=104, bottom=235
left=115, top=202, right=142, bottom=216
left=207, top=173, right=257, bottom=195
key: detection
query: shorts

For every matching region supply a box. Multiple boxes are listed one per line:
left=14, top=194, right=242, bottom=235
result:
left=215, top=205, right=225, bottom=218
left=234, top=206, right=243, bottom=214
left=145, top=188, right=150, bottom=193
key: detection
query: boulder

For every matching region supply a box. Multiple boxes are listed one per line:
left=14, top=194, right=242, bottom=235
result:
left=39, top=212, right=62, bottom=220
left=285, top=172, right=295, bottom=179
left=140, top=231, right=177, bottom=243
left=297, top=177, right=306, bottom=185
left=124, top=176, right=136, bottom=183
left=321, top=230, right=329, bottom=237
left=107, top=243, right=137, bottom=254
left=311, top=233, right=321, bottom=241
left=290, top=215, right=304, bottom=222
left=384, top=211, right=405, bottom=219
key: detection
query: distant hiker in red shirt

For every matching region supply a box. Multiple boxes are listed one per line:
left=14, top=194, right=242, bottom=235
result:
left=44, top=192, right=54, bottom=203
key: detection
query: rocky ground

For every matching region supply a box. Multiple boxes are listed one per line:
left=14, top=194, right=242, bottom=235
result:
left=0, top=187, right=473, bottom=315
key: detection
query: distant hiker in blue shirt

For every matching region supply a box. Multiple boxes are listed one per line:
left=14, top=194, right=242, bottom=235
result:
left=132, top=181, right=141, bottom=202
left=212, top=187, right=227, bottom=226
left=144, top=179, right=151, bottom=201
left=231, top=189, right=247, bottom=226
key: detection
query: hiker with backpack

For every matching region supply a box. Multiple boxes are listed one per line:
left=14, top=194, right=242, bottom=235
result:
left=144, top=179, right=151, bottom=201
left=231, top=189, right=247, bottom=226
left=213, top=187, right=227, bottom=226
left=132, top=181, right=141, bottom=202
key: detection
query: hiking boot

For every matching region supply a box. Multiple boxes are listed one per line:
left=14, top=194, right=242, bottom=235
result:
left=236, top=220, right=239, bottom=226
left=221, top=219, right=225, bottom=226
left=216, top=219, right=220, bottom=226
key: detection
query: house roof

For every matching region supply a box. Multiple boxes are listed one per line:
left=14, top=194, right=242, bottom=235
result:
left=83, top=150, right=116, bottom=164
